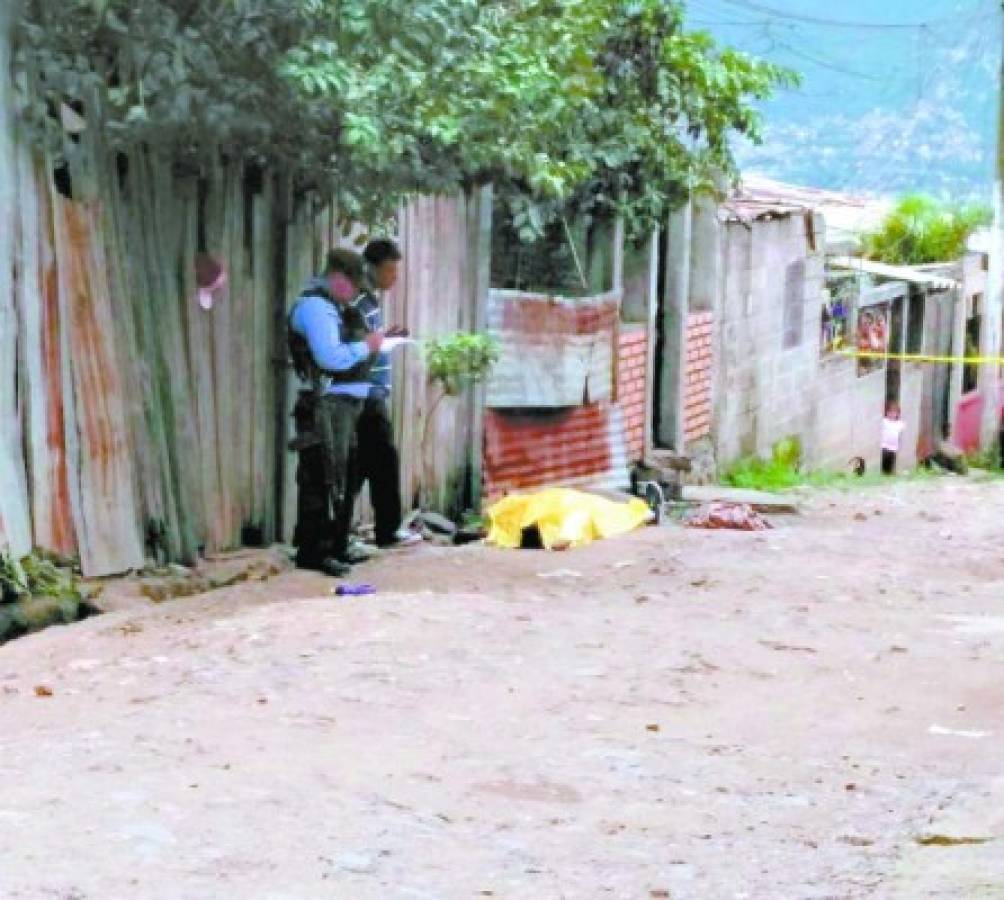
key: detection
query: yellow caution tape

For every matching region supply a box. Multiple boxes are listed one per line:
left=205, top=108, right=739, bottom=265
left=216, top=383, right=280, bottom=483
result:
left=836, top=349, right=1004, bottom=365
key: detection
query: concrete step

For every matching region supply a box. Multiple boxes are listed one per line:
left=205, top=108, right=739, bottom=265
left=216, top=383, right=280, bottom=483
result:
left=682, top=485, right=800, bottom=514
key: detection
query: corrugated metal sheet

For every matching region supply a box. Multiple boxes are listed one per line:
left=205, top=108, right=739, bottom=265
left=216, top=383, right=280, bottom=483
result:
left=723, top=175, right=885, bottom=225
left=486, top=289, right=620, bottom=408
left=829, top=256, right=961, bottom=290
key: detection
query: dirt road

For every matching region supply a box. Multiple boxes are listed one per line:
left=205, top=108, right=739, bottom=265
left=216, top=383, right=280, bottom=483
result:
left=1, top=478, right=1002, bottom=899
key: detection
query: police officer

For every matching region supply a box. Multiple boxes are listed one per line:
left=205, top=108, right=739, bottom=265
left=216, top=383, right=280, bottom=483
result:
left=288, top=249, right=383, bottom=576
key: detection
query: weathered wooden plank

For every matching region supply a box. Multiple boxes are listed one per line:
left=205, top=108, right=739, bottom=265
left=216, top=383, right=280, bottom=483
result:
left=50, top=196, right=144, bottom=575
left=251, top=180, right=276, bottom=537
left=383, top=194, right=485, bottom=516
left=211, top=168, right=239, bottom=545
left=15, top=149, right=78, bottom=556
left=186, top=202, right=222, bottom=550
left=112, top=149, right=179, bottom=560
left=280, top=200, right=323, bottom=543
left=145, top=156, right=200, bottom=562
left=268, top=175, right=290, bottom=543
left=172, top=176, right=211, bottom=548
left=195, top=160, right=230, bottom=550
left=229, top=171, right=254, bottom=534
left=0, top=6, right=32, bottom=556
left=466, top=186, right=493, bottom=512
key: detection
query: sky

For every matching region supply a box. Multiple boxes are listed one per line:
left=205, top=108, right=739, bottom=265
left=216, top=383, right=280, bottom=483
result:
left=684, top=0, right=1001, bottom=200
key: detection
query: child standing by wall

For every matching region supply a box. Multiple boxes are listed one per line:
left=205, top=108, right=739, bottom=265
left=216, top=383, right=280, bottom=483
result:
left=881, top=402, right=905, bottom=475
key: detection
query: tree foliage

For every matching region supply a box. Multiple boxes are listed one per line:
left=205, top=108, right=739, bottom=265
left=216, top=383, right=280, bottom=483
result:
left=862, top=194, right=992, bottom=265
left=15, top=0, right=795, bottom=235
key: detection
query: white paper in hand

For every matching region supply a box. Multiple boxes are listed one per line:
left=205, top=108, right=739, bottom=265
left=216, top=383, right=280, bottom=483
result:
left=381, top=337, right=416, bottom=353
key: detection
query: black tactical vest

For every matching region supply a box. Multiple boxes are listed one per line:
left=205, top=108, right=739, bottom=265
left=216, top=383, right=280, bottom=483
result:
left=287, top=287, right=374, bottom=388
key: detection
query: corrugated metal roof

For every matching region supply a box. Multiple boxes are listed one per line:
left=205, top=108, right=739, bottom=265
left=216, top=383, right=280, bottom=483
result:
left=722, top=175, right=885, bottom=227
left=828, top=255, right=960, bottom=290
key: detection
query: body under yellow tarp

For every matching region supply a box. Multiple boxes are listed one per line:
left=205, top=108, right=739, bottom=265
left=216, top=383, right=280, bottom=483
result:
left=486, top=488, right=651, bottom=550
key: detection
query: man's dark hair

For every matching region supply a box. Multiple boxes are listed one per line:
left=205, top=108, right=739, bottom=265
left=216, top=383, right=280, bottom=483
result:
left=364, top=239, right=402, bottom=268
left=325, top=248, right=365, bottom=285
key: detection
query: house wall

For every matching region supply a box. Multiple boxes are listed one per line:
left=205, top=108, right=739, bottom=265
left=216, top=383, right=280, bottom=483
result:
left=710, top=212, right=943, bottom=475
left=898, top=366, right=925, bottom=470
left=954, top=252, right=995, bottom=451
left=970, top=243, right=1003, bottom=446
left=814, top=282, right=915, bottom=473
left=812, top=359, right=888, bottom=473
left=714, top=213, right=826, bottom=467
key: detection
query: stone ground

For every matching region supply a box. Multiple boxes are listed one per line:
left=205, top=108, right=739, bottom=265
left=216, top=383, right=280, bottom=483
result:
left=1, top=477, right=1003, bottom=900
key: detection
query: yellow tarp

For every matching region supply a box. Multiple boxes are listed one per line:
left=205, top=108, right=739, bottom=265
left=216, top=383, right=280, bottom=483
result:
left=486, top=488, right=651, bottom=550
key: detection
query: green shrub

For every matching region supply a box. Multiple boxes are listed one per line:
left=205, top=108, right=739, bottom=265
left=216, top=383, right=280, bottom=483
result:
left=424, top=332, right=500, bottom=396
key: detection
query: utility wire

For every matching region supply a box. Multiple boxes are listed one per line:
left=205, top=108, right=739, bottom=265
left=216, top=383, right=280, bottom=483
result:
left=767, top=37, right=886, bottom=81
left=708, top=0, right=994, bottom=31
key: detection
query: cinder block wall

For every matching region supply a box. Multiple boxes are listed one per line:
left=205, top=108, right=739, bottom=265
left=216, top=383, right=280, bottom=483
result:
left=715, top=214, right=826, bottom=468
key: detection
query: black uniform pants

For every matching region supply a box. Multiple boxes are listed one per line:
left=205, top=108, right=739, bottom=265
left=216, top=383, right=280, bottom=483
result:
left=293, top=393, right=363, bottom=567
left=351, top=396, right=403, bottom=546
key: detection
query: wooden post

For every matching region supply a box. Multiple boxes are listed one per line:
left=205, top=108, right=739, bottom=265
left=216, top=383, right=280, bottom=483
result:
left=270, top=172, right=292, bottom=543
left=468, top=184, right=493, bottom=512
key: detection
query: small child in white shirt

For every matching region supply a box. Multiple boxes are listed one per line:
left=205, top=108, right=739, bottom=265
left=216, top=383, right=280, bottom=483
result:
left=881, top=403, right=905, bottom=475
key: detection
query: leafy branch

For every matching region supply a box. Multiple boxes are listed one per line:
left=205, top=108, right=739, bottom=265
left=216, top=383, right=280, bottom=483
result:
left=14, top=0, right=797, bottom=238
left=420, top=332, right=499, bottom=509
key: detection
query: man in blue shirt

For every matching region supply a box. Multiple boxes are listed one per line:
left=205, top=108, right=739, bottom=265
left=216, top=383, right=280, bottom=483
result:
left=350, top=239, right=420, bottom=548
left=288, top=249, right=383, bottom=576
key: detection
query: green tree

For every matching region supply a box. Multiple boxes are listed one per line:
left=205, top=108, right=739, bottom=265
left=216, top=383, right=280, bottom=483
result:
left=862, top=194, right=992, bottom=265
left=16, top=0, right=795, bottom=235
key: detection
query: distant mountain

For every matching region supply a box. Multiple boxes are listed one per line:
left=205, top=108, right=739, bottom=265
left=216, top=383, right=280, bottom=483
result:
left=690, top=0, right=1000, bottom=200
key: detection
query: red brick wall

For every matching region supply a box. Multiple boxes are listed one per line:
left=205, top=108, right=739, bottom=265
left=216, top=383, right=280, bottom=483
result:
left=483, top=325, right=650, bottom=499
left=617, top=325, right=648, bottom=463
left=484, top=406, right=614, bottom=498
left=684, top=312, right=714, bottom=444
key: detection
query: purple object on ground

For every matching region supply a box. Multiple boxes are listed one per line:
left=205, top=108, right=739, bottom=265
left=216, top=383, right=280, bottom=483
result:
left=335, top=583, right=377, bottom=596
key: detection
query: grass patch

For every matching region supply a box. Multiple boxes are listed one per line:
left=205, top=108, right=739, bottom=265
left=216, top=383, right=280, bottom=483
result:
left=722, top=458, right=891, bottom=493
left=722, top=437, right=944, bottom=494
left=1, top=551, right=92, bottom=644
left=722, top=455, right=804, bottom=492
left=963, top=447, right=1004, bottom=478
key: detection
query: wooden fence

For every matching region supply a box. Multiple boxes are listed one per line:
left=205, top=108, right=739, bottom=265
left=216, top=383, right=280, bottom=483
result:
left=0, top=16, right=490, bottom=575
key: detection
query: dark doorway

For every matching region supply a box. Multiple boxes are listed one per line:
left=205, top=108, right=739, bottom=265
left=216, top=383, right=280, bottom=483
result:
left=963, top=293, right=982, bottom=395
left=886, top=293, right=905, bottom=407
